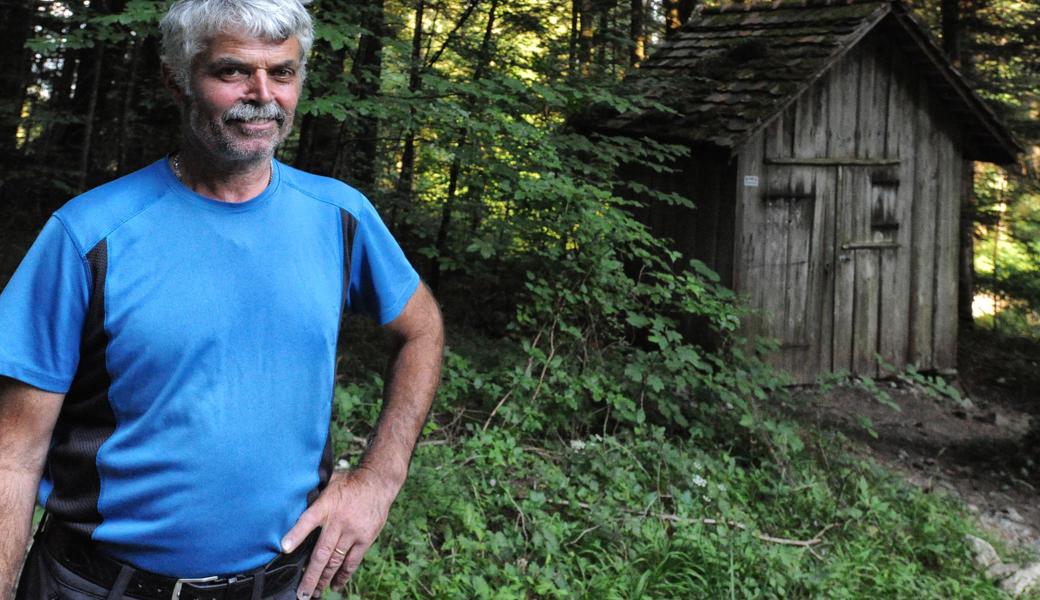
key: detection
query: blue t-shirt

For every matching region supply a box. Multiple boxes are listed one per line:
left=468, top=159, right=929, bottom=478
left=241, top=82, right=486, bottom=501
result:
left=0, top=158, right=419, bottom=576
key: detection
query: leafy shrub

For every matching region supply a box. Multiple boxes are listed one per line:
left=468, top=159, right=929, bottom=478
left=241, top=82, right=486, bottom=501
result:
left=323, top=428, right=1005, bottom=599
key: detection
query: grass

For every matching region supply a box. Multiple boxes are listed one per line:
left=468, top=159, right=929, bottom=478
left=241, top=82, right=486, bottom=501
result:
left=318, top=322, right=1036, bottom=599
left=323, top=423, right=1019, bottom=599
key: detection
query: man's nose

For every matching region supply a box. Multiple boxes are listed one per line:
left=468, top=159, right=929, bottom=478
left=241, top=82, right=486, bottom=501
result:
left=247, top=71, right=274, bottom=104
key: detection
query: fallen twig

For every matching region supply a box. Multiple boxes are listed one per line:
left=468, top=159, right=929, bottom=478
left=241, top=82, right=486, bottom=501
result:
left=482, top=389, right=513, bottom=432
left=550, top=499, right=835, bottom=548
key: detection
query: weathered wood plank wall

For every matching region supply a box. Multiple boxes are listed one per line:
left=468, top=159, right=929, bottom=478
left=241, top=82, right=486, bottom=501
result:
left=734, top=33, right=963, bottom=383
left=622, top=153, right=735, bottom=287
left=881, top=36, right=914, bottom=375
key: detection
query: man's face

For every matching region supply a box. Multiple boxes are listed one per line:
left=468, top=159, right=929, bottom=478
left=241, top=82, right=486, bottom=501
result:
left=181, top=31, right=302, bottom=164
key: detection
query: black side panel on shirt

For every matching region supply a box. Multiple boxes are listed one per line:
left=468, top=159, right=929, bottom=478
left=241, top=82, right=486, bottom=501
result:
left=309, top=209, right=359, bottom=504
left=45, top=240, right=115, bottom=536
left=339, top=208, right=358, bottom=318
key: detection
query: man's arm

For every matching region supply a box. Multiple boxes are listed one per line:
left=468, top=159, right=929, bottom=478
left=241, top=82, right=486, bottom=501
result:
left=282, top=283, right=444, bottom=598
left=0, top=378, right=63, bottom=600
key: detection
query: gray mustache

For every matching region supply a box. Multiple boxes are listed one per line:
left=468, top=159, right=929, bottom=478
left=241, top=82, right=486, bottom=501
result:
left=224, top=103, right=286, bottom=124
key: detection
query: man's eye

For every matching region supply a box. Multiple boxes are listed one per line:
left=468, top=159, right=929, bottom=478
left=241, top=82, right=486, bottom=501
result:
left=272, top=68, right=296, bottom=80
left=217, top=67, right=248, bottom=79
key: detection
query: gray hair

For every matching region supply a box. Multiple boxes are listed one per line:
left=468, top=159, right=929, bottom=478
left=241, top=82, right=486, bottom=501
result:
left=160, top=0, right=314, bottom=91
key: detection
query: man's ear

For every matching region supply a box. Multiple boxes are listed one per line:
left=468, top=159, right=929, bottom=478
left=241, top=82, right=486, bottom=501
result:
left=162, top=64, right=187, bottom=104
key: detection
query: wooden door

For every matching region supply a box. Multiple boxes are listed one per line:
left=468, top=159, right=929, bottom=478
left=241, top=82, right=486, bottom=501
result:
left=759, top=166, right=835, bottom=382
left=832, top=165, right=902, bottom=377
left=757, top=162, right=903, bottom=382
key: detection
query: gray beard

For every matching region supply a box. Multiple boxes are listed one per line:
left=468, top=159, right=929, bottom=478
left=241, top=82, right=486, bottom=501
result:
left=183, top=101, right=292, bottom=165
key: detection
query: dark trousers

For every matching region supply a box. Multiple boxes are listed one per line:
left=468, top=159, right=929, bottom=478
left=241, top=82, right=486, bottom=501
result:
left=15, top=536, right=305, bottom=600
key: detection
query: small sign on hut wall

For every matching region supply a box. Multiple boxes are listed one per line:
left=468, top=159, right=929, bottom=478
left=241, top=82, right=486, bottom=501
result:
left=743, top=175, right=759, bottom=187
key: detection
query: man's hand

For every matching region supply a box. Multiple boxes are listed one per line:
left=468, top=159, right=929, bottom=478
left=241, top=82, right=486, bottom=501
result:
left=283, top=283, right=444, bottom=599
left=281, top=468, right=397, bottom=597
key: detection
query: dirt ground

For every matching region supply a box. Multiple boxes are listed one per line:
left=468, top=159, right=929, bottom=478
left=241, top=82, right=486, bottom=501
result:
left=787, top=326, right=1040, bottom=556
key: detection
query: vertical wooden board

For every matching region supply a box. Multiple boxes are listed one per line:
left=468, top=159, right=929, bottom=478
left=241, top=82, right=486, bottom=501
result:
left=760, top=165, right=822, bottom=380
left=689, top=158, right=716, bottom=268
left=702, top=163, right=721, bottom=271
left=827, top=54, right=860, bottom=157
left=788, top=167, right=831, bottom=383
left=842, top=167, right=881, bottom=377
left=832, top=166, right=857, bottom=373
left=779, top=168, right=814, bottom=380
left=814, top=166, right=838, bottom=377
left=794, top=71, right=829, bottom=158
left=782, top=170, right=810, bottom=348
left=646, top=155, right=711, bottom=267
left=740, top=229, right=769, bottom=316
left=873, top=173, right=903, bottom=375
left=782, top=105, right=797, bottom=159
left=841, top=133, right=873, bottom=376
left=764, top=114, right=785, bottom=160
left=700, top=158, right=730, bottom=274
left=630, top=157, right=701, bottom=272
left=876, top=245, right=903, bottom=375
left=716, top=160, right=738, bottom=289
left=734, top=134, right=768, bottom=337
left=764, top=106, right=796, bottom=160
left=666, top=161, right=694, bottom=258
left=763, top=168, right=793, bottom=353
left=853, top=248, right=882, bottom=377
left=879, top=45, right=914, bottom=374
left=855, top=40, right=889, bottom=160
left=932, top=127, right=960, bottom=369
left=909, top=78, right=937, bottom=369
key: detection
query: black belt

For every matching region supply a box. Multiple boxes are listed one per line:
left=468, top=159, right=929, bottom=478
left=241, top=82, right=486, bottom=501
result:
left=40, top=520, right=315, bottom=600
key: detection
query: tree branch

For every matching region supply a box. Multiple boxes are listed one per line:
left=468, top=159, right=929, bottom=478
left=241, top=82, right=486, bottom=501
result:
left=424, top=0, right=481, bottom=70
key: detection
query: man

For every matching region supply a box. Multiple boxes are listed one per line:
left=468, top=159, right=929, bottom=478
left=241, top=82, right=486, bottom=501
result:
left=0, top=0, right=443, bottom=598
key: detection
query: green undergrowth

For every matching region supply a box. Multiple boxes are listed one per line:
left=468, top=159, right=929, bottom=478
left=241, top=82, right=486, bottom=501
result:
left=327, top=329, right=1016, bottom=599
left=327, top=422, right=1007, bottom=599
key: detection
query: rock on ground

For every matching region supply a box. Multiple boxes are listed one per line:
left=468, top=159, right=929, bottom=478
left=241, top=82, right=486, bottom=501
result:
left=1001, top=562, right=1040, bottom=597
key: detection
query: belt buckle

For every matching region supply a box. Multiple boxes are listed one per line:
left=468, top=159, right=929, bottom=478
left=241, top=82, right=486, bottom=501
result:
left=171, top=575, right=221, bottom=600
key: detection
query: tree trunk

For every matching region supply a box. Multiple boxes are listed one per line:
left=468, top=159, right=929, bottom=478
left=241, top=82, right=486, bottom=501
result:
left=941, top=0, right=961, bottom=67
left=292, top=41, right=348, bottom=173
left=570, top=0, right=579, bottom=74
left=578, top=0, right=595, bottom=74
left=595, top=5, right=609, bottom=68
left=630, top=0, right=645, bottom=66
left=335, top=0, right=384, bottom=189
left=34, top=45, right=80, bottom=161
left=429, top=0, right=498, bottom=292
left=393, top=0, right=426, bottom=224
left=0, top=0, right=35, bottom=158
left=77, top=44, right=105, bottom=191
left=56, top=2, right=108, bottom=169
left=958, top=160, right=976, bottom=328
left=294, top=112, right=317, bottom=169
left=117, top=37, right=143, bottom=175
left=943, top=0, right=975, bottom=328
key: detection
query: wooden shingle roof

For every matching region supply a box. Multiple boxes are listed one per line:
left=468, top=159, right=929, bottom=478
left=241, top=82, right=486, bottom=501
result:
left=597, top=0, right=1020, bottom=164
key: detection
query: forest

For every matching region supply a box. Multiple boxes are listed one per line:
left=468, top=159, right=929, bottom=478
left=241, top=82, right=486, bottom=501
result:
left=1, top=0, right=1040, bottom=597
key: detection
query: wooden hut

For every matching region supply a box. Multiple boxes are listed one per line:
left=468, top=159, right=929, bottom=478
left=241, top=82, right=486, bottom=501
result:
left=595, top=0, right=1020, bottom=383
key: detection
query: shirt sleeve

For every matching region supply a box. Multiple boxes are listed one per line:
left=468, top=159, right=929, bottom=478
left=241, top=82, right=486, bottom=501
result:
left=0, top=216, right=90, bottom=392
left=346, top=199, right=421, bottom=325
